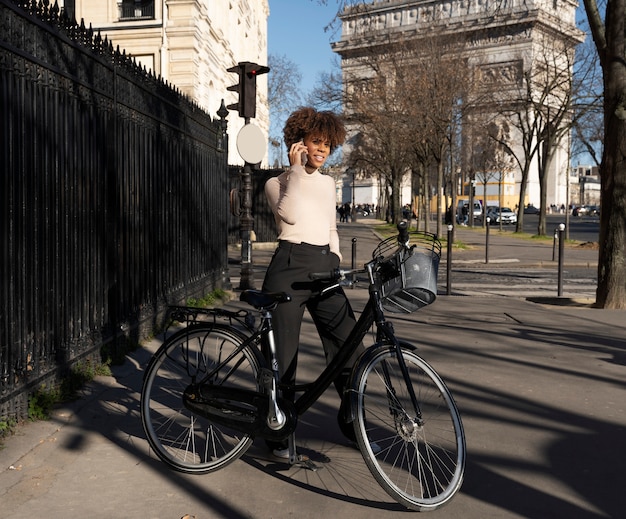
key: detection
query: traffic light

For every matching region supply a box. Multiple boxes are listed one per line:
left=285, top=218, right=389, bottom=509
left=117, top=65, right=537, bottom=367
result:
left=226, top=61, right=270, bottom=119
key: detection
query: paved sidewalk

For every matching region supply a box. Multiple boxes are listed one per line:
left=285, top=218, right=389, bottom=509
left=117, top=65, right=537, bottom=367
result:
left=1, top=219, right=624, bottom=519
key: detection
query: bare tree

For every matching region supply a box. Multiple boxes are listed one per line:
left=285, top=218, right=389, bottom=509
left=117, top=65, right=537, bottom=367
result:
left=267, top=54, right=304, bottom=167
left=339, top=31, right=470, bottom=232
left=570, top=31, right=604, bottom=167
left=408, top=37, right=471, bottom=236
left=581, top=0, right=626, bottom=308
left=306, top=58, right=344, bottom=113
left=344, top=57, right=414, bottom=224
left=469, top=120, right=513, bottom=228
left=533, top=32, right=581, bottom=236
left=481, top=26, right=583, bottom=236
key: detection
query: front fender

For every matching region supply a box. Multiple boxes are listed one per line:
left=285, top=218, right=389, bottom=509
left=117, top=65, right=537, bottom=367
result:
left=342, top=340, right=417, bottom=424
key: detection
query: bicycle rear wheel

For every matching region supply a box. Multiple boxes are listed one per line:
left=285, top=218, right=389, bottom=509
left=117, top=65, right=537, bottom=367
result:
left=141, top=323, right=263, bottom=474
left=352, top=344, right=465, bottom=511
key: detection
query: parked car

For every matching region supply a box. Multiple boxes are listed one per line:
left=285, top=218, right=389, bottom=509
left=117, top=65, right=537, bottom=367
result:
left=573, top=204, right=600, bottom=216
left=586, top=205, right=600, bottom=216
left=523, top=205, right=539, bottom=215
left=487, top=206, right=517, bottom=225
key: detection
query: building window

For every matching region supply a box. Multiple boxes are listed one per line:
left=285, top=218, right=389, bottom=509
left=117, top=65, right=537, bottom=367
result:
left=63, top=0, right=75, bottom=20
left=118, top=0, right=155, bottom=20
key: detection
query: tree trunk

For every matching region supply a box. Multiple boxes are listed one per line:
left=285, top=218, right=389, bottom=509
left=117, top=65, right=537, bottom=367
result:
left=595, top=76, right=626, bottom=308
left=515, top=162, right=531, bottom=232
left=423, top=172, right=431, bottom=234
left=582, top=0, right=626, bottom=308
left=436, top=160, right=444, bottom=237
left=537, top=142, right=553, bottom=237
left=392, top=172, right=403, bottom=225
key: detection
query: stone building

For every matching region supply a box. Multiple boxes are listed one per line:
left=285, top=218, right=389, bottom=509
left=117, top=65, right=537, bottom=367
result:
left=570, top=164, right=601, bottom=208
left=332, top=0, right=585, bottom=212
left=60, top=0, right=270, bottom=166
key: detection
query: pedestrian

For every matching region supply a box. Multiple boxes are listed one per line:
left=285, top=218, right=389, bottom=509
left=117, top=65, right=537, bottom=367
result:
left=338, top=204, right=345, bottom=222
left=262, top=107, right=365, bottom=458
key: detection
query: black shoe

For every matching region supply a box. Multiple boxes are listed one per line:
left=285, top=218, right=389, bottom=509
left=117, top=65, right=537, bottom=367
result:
left=272, top=445, right=292, bottom=459
left=265, top=438, right=287, bottom=452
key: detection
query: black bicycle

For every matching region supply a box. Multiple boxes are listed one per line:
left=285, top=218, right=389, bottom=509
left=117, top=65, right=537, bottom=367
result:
left=140, top=223, right=465, bottom=511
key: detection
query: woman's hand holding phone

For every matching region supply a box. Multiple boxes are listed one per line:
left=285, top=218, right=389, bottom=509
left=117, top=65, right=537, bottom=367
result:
left=289, top=140, right=308, bottom=167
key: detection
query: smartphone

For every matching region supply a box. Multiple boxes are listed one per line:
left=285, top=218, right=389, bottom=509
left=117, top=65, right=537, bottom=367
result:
left=299, top=140, right=307, bottom=166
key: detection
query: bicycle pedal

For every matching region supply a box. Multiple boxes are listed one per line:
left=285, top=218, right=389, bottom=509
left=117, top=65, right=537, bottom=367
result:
left=293, top=454, right=320, bottom=472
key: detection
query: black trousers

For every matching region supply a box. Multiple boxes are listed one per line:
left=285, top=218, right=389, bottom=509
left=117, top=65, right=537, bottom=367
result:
left=262, top=241, right=363, bottom=399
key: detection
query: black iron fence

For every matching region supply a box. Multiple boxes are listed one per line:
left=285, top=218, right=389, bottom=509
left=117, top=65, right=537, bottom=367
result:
left=228, top=167, right=282, bottom=245
left=0, top=0, right=229, bottom=420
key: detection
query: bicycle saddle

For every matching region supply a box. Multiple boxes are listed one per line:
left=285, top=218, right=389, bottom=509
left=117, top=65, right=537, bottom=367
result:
left=240, top=290, right=291, bottom=309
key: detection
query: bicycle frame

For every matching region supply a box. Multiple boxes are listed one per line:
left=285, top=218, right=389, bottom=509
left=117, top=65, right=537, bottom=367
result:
left=290, top=255, right=424, bottom=424
left=170, top=238, right=426, bottom=436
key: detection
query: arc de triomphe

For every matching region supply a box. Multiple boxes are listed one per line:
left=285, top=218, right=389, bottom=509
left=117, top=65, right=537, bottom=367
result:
left=332, top=0, right=585, bottom=209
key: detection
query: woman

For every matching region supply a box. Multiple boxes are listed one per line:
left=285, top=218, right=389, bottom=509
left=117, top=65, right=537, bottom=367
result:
left=263, top=107, right=362, bottom=457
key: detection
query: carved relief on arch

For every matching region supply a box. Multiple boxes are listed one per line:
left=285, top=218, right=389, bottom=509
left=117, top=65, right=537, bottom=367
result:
left=477, top=60, right=523, bottom=87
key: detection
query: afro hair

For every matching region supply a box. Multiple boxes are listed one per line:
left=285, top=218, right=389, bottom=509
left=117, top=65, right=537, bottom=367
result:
left=283, top=107, right=346, bottom=153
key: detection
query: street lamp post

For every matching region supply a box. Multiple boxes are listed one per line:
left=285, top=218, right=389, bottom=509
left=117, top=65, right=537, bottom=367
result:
left=352, top=169, right=357, bottom=223
left=239, top=162, right=254, bottom=289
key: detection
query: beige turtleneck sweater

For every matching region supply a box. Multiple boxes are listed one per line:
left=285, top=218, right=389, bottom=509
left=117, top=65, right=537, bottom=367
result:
left=265, top=165, right=341, bottom=261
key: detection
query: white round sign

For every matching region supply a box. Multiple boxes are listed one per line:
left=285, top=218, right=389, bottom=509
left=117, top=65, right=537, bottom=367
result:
left=236, top=123, right=266, bottom=164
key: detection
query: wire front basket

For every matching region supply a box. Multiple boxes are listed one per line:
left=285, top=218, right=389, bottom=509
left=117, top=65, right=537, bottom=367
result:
left=373, top=232, right=441, bottom=313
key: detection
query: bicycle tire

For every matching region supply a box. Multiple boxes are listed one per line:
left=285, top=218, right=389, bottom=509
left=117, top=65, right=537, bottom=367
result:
left=141, top=323, right=263, bottom=474
left=352, top=344, right=465, bottom=511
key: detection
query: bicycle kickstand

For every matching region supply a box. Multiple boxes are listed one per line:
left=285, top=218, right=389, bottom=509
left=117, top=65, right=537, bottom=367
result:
left=287, top=433, right=321, bottom=472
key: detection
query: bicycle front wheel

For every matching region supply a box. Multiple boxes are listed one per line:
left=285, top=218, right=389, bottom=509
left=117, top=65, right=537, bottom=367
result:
left=352, top=344, right=465, bottom=511
left=141, top=323, right=263, bottom=474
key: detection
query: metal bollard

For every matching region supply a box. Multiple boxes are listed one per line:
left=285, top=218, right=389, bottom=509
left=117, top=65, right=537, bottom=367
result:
left=557, top=223, right=565, bottom=296
left=446, top=225, right=453, bottom=295
left=351, top=237, right=357, bottom=288
left=485, top=217, right=490, bottom=264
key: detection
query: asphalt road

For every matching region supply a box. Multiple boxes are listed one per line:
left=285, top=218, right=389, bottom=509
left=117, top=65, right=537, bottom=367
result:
left=520, top=214, right=600, bottom=242
left=359, top=212, right=600, bottom=243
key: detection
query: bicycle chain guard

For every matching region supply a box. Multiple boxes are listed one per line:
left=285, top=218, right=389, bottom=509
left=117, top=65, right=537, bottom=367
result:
left=182, top=384, right=297, bottom=440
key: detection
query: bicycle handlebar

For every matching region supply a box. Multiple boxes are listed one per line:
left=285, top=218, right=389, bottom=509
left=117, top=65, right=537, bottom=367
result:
left=309, top=268, right=362, bottom=283
left=310, top=221, right=411, bottom=282
left=309, top=269, right=341, bottom=281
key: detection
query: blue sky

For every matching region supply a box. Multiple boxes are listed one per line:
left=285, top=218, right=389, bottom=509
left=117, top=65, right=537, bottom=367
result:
left=268, top=0, right=341, bottom=94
